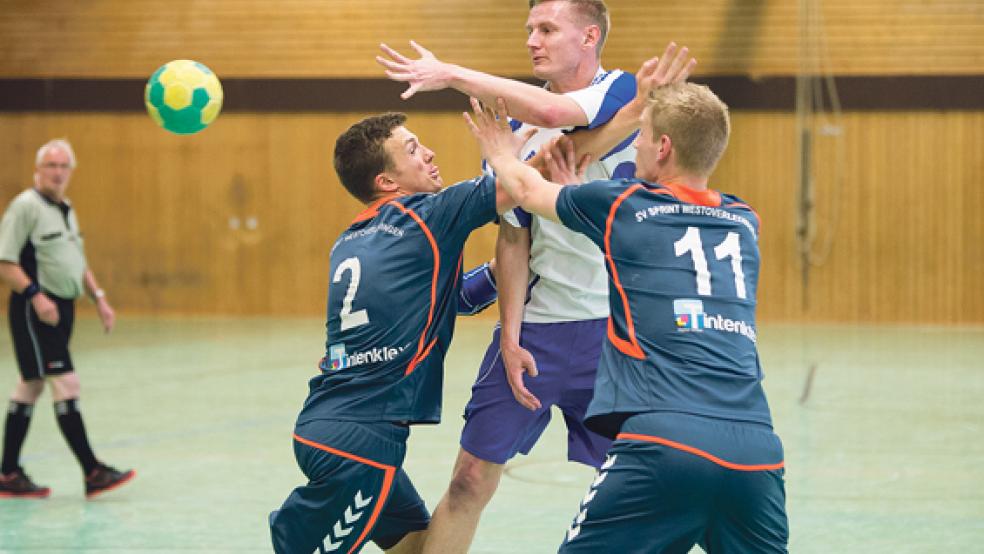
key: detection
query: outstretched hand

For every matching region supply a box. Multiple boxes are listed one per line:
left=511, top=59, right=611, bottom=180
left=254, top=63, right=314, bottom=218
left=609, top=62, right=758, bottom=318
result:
left=635, top=42, right=698, bottom=100
left=463, top=97, right=532, bottom=166
left=377, top=41, right=452, bottom=100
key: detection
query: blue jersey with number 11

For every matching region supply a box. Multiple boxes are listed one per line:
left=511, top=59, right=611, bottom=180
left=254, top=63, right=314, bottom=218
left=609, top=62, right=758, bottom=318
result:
left=556, top=180, right=774, bottom=438
left=298, top=175, right=497, bottom=426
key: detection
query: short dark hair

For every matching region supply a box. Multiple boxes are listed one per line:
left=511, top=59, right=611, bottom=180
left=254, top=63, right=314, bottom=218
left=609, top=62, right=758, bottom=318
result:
left=529, top=0, right=610, bottom=54
left=333, top=112, right=407, bottom=203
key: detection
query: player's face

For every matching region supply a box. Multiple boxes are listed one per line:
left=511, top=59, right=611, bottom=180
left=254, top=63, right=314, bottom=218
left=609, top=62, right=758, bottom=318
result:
left=35, top=147, right=73, bottom=200
left=382, top=126, right=443, bottom=195
left=525, top=2, right=592, bottom=84
left=634, top=109, right=661, bottom=182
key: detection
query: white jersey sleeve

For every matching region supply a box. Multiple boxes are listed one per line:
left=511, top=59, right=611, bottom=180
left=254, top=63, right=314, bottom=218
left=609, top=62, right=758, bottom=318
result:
left=493, top=68, right=640, bottom=322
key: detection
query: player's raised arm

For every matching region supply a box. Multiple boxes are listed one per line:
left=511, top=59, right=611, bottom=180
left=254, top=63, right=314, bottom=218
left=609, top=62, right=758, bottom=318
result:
left=559, top=42, right=697, bottom=163
left=378, top=41, right=589, bottom=128
left=465, top=98, right=563, bottom=222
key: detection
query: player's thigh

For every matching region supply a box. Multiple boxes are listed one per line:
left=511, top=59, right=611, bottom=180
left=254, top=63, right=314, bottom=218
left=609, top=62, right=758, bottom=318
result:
left=48, top=371, right=81, bottom=400
left=462, top=330, right=554, bottom=464
left=370, top=467, right=431, bottom=550
left=558, top=442, right=713, bottom=554
left=702, top=468, right=788, bottom=554
left=272, top=421, right=411, bottom=554
left=7, top=294, right=73, bottom=380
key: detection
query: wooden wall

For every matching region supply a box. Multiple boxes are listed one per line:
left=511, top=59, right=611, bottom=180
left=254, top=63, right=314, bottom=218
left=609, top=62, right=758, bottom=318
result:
left=0, top=0, right=981, bottom=323
left=0, top=110, right=981, bottom=323
left=0, top=0, right=980, bottom=77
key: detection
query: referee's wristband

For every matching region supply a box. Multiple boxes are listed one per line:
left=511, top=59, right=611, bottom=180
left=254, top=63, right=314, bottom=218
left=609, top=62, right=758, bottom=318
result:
left=22, top=282, right=40, bottom=299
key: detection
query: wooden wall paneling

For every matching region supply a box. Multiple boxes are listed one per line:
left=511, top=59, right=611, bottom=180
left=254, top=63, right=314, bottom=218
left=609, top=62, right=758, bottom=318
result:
left=0, top=110, right=981, bottom=323
left=1, top=1, right=981, bottom=78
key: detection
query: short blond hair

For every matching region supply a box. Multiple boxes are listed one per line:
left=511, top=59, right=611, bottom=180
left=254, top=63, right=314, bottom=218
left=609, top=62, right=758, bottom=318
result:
left=35, top=138, right=77, bottom=169
left=646, top=83, right=730, bottom=177
left=529, top=0, right=610, bottom=55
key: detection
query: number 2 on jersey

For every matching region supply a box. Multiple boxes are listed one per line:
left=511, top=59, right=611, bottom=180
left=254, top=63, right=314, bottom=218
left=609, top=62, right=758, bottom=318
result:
left=674, top=227, right=746, bottom=299
left=333, top=257, right=369, bottom=331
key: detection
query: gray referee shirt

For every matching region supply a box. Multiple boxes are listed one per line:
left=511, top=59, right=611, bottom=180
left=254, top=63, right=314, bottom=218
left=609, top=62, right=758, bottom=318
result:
left=0, top=188, right=88, bottom=300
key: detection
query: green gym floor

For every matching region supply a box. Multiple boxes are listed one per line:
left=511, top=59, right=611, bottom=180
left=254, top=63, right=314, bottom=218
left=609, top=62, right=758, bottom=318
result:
left=0, top=316, right=981, bottom=553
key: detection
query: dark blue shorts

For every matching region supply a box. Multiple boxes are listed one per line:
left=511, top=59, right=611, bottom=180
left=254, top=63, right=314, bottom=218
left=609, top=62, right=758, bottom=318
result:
left=270, top=420, right=430, bottom=554
left=460, top=319, right=611, bottom=467
left=558, top=412, right=788, bottom=554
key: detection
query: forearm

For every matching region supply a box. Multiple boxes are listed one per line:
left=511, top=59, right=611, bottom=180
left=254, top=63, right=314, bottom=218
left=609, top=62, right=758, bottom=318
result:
left=495, top=226, right=531, bottom=348
left=450, top=66, right=587, bottom=128
left=567, top=97, right=646, bottom=162
left=0, top=261, right=33, bottom=293
left=83, top=269, right=105, bottom=301
left=491, top=156, right=562, bottom=222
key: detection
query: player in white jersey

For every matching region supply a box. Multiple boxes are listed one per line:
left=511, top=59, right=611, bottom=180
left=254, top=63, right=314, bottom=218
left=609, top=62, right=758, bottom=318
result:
left=378, top=1, right=638, bottom=552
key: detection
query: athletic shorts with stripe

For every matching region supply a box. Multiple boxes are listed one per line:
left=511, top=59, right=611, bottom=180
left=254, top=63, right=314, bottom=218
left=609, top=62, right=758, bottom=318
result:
left=269, top=420, right=430, bottom=554
left=559, top=412, right=789, bottom=554
left=460, top=319, right=611, bottom=468
left=7, top=291, right=75, bottom=380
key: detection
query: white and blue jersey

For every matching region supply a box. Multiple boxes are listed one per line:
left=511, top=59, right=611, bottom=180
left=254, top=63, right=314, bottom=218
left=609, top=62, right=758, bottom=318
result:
left=555, top=179, right=774, bottom=438
left=493, top=67, right=638, bottom=323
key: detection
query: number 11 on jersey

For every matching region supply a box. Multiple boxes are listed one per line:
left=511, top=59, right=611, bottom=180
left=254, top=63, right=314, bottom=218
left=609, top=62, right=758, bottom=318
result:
left=674, top=227, right=747, bottom=299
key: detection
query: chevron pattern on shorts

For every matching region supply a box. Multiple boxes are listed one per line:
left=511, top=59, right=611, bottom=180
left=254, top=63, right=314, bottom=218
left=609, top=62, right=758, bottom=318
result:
left=566, top=454, right=617, bottom=543
left=316, top=490, right=374, bottom=553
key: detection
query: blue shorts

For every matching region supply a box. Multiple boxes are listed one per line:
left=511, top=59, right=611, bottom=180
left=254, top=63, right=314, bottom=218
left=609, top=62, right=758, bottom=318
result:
left=460, top=319, right=611, bottom=467
left=558, top=412, right=788, bottom=554
left=270, top=420, right=430, bottom=554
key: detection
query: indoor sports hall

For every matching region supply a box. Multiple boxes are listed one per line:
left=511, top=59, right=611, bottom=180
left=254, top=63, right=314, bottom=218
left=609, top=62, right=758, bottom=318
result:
left=0, top=1, right=981, bottom=552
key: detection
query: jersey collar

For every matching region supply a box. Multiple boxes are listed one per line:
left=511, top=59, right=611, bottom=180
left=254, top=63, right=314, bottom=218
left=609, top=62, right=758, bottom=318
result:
left=352, top=193, right=404, bottom=224
left=653, top=182, right=721, bottom=207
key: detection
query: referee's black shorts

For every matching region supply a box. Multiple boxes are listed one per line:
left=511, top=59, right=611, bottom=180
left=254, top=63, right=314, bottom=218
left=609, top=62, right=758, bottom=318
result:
left=7, top=291, right=75, bottom=380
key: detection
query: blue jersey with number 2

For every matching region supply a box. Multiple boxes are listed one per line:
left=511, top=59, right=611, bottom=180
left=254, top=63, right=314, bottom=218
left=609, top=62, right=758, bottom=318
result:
left=555, top=179, right=773, bottom=438
left=298, top=175, right=497, bottom=426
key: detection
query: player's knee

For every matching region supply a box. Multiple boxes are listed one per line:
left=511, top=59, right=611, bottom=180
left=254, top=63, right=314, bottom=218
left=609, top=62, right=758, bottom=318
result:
left=49, top=373, right=81, bottom=400
left=13, top=379, right=44, bottom=401
left=447, top=458, right=499, bottom=507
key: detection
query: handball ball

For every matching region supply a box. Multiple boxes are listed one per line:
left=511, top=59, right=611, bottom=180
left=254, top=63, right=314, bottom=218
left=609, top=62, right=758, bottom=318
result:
left=144, top=60, right=223, bottom=135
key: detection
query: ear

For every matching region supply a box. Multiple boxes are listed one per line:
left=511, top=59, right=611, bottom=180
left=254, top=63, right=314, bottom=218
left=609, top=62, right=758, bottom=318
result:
left=583, top=25, right=601, bottom=51
left=374, top=172, right=398, bottom=195
left=657, top=134, right=673, bottom=163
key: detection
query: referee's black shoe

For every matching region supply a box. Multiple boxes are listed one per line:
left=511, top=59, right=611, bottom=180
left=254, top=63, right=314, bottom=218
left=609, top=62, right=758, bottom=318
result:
left=85, top=463, right=136, bottom=499
left=0, top=468, right=51, bottom=498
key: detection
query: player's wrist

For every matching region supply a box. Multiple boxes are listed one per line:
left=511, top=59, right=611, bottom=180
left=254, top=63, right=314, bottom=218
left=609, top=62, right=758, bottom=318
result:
left=91, top=288, right=106, bottom=303
left=22, top=282, right=41, bottom=299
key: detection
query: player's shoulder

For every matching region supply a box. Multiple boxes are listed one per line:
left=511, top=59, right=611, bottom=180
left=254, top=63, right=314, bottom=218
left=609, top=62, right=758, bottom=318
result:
left=592, top=68, right=632, bottom=84
left=397, top=174, right=492, bottom=210
left=4, top=189, right=42, bottom=214
left=566, top=178, right=646, bottom=205
left=718, top=192, right=758, bottom=215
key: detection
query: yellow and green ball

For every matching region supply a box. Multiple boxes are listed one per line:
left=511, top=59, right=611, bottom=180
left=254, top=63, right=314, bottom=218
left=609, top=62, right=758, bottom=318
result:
left=144, top=60, right=223, bottom=135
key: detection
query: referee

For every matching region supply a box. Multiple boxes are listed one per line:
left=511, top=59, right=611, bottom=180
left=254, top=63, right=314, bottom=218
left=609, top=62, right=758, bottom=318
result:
left=0, top=139, right=134, bottom=499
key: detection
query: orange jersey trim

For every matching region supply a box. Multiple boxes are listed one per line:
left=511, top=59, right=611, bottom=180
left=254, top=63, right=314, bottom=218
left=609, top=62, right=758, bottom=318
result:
left=352, top=193, right=404, bottom=224
left=292, top=433, right=398, bottom=554
left=616, top=432, right=785, bottom=472
left=658, top=182, right=722, bottom=207
left=724, top=202, right=762, bottom=230
left=386, top=201, right=441, bottom=376
left=604, top=184, right=646, bottom=359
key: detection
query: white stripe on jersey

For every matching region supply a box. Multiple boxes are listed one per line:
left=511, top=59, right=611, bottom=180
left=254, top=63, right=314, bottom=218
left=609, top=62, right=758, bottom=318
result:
left=499, top=68, right=637, bottom=323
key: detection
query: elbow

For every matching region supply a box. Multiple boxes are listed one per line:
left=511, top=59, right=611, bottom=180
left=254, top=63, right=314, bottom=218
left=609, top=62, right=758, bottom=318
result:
left=531, top=104, right=571, bottom=129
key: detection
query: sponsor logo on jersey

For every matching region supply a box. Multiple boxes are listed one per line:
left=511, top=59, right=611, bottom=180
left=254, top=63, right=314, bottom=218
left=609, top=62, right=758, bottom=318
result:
left=327, top=342, right=405, bottom=370
left=673, top=299, right=757, bottom=343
